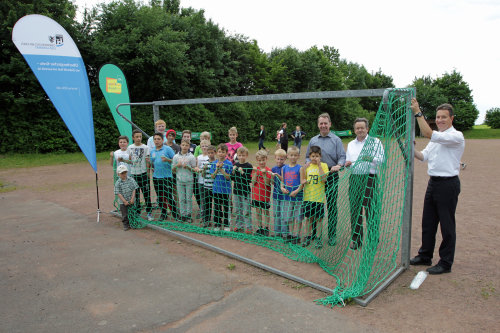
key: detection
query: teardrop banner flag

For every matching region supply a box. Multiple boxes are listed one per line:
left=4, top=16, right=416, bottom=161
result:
left=12, top=14, right=97, bottom=173
left=99, top=64, right=132, bottom=141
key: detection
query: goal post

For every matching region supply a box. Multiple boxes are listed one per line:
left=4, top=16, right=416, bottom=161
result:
left=112, top=87, right=416, bottom=307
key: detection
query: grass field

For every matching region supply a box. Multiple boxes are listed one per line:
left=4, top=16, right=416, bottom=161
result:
left=463, top=125, right=500, bottom=139
left=0, top=152, right=111, bottom=169
left=0, top=126, right=495, bottom=170
left=0, top=137, right=360, bottom=169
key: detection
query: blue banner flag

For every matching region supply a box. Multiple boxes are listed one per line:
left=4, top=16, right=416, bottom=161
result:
left=12, top=14, right=97, bottom=172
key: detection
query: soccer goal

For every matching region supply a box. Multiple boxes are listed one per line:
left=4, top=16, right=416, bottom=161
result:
left=112, top=87, right=416, bottom=307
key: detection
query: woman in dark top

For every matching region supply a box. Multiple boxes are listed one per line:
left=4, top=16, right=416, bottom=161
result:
left=258, top=125, right=266, bottom=150
left=280, top=123, right=288, bottom=152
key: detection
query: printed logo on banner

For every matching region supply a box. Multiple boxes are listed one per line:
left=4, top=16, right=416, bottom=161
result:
left=106, top=77, right=122, bottom=94
left=48, top=34, right=64, bottom=47
left=98, top=64, right=132, bottom=139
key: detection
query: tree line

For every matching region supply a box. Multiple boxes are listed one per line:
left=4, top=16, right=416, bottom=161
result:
left=0, top=0, right=479, bottom=154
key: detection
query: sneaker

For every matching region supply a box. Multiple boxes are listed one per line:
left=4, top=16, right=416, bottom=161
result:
left=213, top=227, right=221, bottom=231
left=223, top=227, right=231, bottom=232
left=147, top=213, right=154, bottom=221
left=123, top=225, right=131, bottom=231
left=245, top=229, right=253, bottom=235
left=302, top=236, right=311, bottom=247
left=264, top=227, right=270, bottom=236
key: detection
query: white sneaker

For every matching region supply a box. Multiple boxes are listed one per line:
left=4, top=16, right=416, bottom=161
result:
left=213, top=227, right=220, bottom=231
left=147, top=213, right=154, bottom=221
left=223, top=227, right=231, bottom=232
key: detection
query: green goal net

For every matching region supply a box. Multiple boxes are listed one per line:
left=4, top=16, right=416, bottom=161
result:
left=112, top=88, right=414, bottom=306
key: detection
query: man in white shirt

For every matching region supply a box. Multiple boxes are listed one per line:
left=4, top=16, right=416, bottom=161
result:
left=410, top=98, right=465, bottom=275
left=345, top=118, right=385, bottom=250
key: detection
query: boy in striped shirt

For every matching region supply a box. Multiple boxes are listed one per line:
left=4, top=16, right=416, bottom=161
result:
left=114, top=164, right=139, bottom=230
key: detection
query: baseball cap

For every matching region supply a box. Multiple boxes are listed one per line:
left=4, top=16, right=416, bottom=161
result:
left=166, top=129, right=176, bottom=137
left=116, top=164, right=128, bottom=174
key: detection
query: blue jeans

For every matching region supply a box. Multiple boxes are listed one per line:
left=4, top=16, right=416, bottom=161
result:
left=234, top=194, right=252, bottom=230
left=273, top=198, right=287, bottom=235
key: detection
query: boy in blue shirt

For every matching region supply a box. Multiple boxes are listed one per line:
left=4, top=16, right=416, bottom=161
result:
left=271, top=149, right=287, bottom=237
left=280, top=146, right=304, bottom=244
left=150, top=132, right=176, bottom=221
left=210, top=144, right=233, bottom=231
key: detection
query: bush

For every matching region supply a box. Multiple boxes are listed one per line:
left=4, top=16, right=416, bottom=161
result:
left=485, top=107, right=500, bottom=129
left=452, top=101, right=479, bottom=132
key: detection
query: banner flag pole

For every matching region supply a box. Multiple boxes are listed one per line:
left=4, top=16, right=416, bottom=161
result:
left=96, top=173, right=101, bottom=223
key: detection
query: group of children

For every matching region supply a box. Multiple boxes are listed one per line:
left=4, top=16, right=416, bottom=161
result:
left=113, top=122, right=332, bottom=248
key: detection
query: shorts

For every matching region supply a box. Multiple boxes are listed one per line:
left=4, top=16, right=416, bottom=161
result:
left=302, top=201, right=324, bottom=220
left=252, top=200, right=270, bottom=210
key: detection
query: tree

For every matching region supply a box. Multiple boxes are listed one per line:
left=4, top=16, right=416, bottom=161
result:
left=410, top=71, right=478, bottom=131
left=485, top=107, right=500, bottom=129
left=411, top=76, right=447, bottom=115
left=1, top=0, right=399, bottom=152
left=0, top=0, right=83, bottom=153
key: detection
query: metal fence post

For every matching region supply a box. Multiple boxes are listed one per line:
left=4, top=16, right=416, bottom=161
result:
left=153, top=104, right=160, bottom=123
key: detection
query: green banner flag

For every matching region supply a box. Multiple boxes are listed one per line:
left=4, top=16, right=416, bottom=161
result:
left=99, top=64, right=132, bottom=141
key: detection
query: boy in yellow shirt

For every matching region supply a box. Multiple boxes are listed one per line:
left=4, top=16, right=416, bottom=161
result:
left=300, top=146, right=329, bottom=248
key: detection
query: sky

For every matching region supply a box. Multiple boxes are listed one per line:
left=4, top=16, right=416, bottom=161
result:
left=74, top=0, right=500, bottom=124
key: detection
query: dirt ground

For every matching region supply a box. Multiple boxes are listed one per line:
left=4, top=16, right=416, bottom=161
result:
left=1, top=138, right=498, bottom=332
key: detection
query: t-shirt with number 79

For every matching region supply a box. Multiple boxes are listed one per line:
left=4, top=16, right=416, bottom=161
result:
left=303, top=162, right=329, bottom=203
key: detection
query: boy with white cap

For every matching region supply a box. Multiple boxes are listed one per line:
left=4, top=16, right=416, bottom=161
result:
left=114, top=164, right=139, bottom=230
